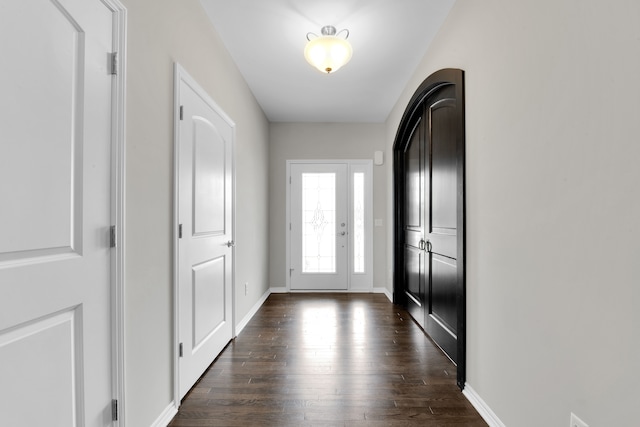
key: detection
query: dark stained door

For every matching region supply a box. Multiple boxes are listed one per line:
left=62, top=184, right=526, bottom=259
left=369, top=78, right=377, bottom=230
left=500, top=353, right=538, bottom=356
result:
left=393, top=69, right=465, bottom=388
left=425, top=88, right=459, bottom=363
left=403, top=118, right=425, bottom=328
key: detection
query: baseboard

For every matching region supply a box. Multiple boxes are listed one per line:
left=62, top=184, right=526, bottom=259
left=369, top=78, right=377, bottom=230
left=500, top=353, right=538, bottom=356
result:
left=373, top=287, right=393, bottom=302
left=463, top=384, right=506, bottom=427
left=151, top=401, right=178, bottom=427
left=235, top=288, right=271, bottom=336
left=272, top=287, right=392, bottom=300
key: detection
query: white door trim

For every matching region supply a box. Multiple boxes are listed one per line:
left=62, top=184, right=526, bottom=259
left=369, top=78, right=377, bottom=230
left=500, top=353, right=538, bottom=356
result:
left=286, top=159, right=373, bottom=292
left=172, top=63, right=236, bottom=410
left=104, top=1, right=127, bottom=425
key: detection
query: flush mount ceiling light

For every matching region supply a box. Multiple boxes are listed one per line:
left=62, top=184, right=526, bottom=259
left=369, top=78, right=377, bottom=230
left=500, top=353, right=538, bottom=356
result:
left=304, top=25, right=353, bottom=74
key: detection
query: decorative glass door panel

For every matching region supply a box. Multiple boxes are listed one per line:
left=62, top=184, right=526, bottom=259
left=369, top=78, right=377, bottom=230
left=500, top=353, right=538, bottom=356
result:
left=291, top=163, right=348, bottom=290
left=302, top=173, right=337, bottom=273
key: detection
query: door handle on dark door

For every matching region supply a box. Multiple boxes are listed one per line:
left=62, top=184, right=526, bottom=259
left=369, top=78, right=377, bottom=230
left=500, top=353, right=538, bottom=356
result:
left=418, top=239, right=432, bottom=252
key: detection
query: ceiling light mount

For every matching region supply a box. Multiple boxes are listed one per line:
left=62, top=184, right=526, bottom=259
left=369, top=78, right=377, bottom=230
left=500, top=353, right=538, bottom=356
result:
left=304, top=25, right=353, bottom=74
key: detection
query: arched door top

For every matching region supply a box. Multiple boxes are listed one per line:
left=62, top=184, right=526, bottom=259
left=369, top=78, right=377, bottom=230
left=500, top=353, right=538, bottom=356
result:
left=393, top=68, right=464, bottom=152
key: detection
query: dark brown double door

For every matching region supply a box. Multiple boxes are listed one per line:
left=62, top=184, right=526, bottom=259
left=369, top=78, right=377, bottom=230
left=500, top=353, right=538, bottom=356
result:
left=394, top=69, right=465, bottom=388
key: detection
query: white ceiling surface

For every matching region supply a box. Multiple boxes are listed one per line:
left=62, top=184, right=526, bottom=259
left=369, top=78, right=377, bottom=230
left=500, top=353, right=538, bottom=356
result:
left=200, top=0, right=455, bottom=123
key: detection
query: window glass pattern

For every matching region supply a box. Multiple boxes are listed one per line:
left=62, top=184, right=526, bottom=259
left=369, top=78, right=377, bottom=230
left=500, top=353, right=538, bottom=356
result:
left=302, top=173, right=336, bottom=273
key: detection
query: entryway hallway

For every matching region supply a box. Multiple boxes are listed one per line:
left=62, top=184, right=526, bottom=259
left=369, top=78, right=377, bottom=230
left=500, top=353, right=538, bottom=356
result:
left=168, top=293, right=487, bottom=426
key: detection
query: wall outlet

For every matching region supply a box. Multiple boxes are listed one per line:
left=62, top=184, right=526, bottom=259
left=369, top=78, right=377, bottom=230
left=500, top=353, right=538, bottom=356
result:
left=244, top=282, right=248, bottom=296
left=570, top=413, right=588, bottom=427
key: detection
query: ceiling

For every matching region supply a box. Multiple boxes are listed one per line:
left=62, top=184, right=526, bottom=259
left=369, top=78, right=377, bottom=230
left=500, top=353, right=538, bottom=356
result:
left=199, top=0, right=455, bottom=123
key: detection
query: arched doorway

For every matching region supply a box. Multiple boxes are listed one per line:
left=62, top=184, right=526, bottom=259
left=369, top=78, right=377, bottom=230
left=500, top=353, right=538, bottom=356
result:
left=392, top=68, right=466, bottom=389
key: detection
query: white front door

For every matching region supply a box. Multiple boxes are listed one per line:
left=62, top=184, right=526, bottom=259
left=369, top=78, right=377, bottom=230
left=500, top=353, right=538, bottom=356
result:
left=290, top=163, right=349, bottom=290
left=176, top=66, right=234, bottom=398
left=0, top=1, right=115, bottom=425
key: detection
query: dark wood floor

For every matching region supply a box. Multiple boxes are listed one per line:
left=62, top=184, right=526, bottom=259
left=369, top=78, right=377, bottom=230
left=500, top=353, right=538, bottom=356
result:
left=169, top=293, right=487, bottom=426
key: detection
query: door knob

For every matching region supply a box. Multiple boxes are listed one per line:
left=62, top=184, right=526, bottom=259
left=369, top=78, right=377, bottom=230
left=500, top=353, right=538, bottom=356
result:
left=226, top=240, right=235, bottom=247
left=339, top=231, right=346, bottom=236
left=419, top=239, right=425, bottom=250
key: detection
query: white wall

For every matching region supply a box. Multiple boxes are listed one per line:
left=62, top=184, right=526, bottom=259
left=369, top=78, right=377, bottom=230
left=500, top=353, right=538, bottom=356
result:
left=269, top=123, right=387, bottom=290
left=123, top=0, right=270, bottom=425
left=385, top=0, right=640, bottom=425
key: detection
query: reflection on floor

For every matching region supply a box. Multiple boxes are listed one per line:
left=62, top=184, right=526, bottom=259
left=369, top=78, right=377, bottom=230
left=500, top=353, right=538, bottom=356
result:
left=169, top=293, right=487, bottom=426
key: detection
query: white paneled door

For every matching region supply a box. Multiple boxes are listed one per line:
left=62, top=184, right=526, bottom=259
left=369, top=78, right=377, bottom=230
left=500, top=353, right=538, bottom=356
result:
left=0, top=0, right=118, bottom=426
left=176, top=66, right=235, bottom=399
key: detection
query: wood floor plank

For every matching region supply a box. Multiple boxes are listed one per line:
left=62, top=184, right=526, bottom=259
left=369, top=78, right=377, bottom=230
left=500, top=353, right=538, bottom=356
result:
left=168, top=293, right=486, bottom=426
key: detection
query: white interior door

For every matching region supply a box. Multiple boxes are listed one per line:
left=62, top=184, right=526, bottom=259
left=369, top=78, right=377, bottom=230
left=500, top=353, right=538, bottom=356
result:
left=177, top=67, right=234, bottom=398
left=290, top=163, right=349, bottom=290
left=0, top=1, right=115, bottom=425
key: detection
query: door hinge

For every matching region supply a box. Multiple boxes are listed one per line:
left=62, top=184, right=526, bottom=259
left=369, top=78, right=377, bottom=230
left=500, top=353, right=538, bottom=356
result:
left=179, top=342, right=184, bottom=357
left=179, top=105, right=184, bottom=121
left=110, top=225, right=117, bottom=248
left=111, top=399, right=118, bottom=421
left=109, top=52, right=118, bottom=75
left=178, top=224, right=183, bottom=239
left=289, top=176, right=291, bottom=184
left=289, top=268, right=294, bottom=276
left=289, top=223, right=291, bottom=231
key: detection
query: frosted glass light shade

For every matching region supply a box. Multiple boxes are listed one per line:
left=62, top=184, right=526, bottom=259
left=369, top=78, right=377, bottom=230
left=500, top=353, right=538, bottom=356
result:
left=304, top=35, right=353, bottom=74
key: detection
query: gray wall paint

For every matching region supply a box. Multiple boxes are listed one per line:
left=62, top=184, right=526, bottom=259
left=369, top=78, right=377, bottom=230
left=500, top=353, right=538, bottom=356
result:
left=119, top=0, right=640, bottom=425
left=385, top=0, right=640, bottom=425
left=123, top=0, right=269, bottom=424
left=269, top=123, right=387, bottom=290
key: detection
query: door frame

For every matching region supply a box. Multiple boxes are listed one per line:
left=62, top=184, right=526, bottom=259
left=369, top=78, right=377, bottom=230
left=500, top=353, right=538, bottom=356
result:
left=286, top=159, right=373, bottom=292
left=172, top=63, right=236, bottom=410
left=107, top=1, right=127, bottom=425
left=392, top=69, right=466, bottom=389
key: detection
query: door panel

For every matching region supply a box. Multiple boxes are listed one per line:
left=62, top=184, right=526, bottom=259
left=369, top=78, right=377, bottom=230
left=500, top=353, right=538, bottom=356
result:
left=2, top=0, right=91, bottom=261
left=193, top=119, right=226, bottom=235
left=0, top=308, right=81, bottom=427
left=0, top=0, right=114, bottom=424
left=427, top=254, right=457, bottom=361
left=403, top=118, right=425, bottom=326
left=404, top=247, right=424, bottom=328
left=405, top=120, right=423, bottom=229
left=430, top=255, right=457, bottom=334
left=291, top=164, right=348, bottom=290
left=425, top=88, right=459, bottom=363
left=192, top=257, right=226, bottom=347
left=430, top=99, right=458, bottom=232
left=178, top=73, right=234, bottom=398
